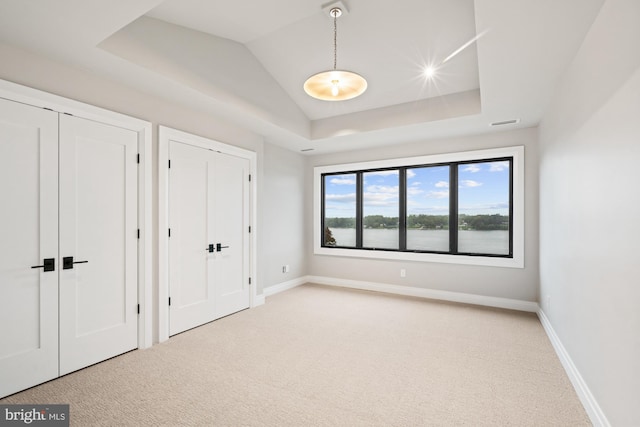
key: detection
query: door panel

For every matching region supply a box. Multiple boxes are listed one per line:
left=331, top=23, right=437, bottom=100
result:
left=59, top=115, right=138, bottom=375
left=0, top=98, right=59, bottom=397
left=168, top=141, right=216, bottom=335
left=168, top=140, right=250, bottom=336
left=213, top=153, right=250, bottom=318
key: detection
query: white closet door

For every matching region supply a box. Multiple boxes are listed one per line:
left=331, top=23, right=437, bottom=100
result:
left=168, top=140, right=250, bottom=336
left=168, top=141, right=217, bottom=335
left=0, top=98, right=59, bottom=397
left=213, top=152, right=250, bottom=318
left=58, top=114, right=138, bottom=375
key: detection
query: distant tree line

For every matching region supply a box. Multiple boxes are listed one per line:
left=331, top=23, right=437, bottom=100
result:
left=459, top=214, right=509, bottom=230
left=407, top=215, right=448, bottom=229
left=325, top=214, right=508, bottom=231
left=324, top=217, right=356, bottom=228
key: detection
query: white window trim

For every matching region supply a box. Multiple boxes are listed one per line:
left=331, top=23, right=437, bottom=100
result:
left=313, top=146, right=525, bottom=269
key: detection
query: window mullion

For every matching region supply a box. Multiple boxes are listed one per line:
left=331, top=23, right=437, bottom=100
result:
left=321, top=175, right=326, bottom=246
left=449, top=164, right=458, bottom=254
left=356, top=172, right=363, bottom=248
left=399, top=168, right=407, bottom=251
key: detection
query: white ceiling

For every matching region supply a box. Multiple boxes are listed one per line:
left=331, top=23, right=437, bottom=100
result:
left=149, top=0, right=481, bottom=120
left=0, top=0, right=604, bottom=154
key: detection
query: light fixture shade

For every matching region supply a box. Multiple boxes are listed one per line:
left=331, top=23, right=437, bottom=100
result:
left=304, top=70, right=367, bottom=101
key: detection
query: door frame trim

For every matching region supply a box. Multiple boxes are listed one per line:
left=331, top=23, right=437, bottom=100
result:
left=0, top=79, right=154, bottom=349
left=158, top=126, right=258, bottom=343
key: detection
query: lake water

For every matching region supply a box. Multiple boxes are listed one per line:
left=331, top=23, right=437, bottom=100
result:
left=329, top=228, right=509, bottom=255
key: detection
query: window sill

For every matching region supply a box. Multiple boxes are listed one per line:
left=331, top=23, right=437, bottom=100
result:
left=314, top=246, right=524, bottom=269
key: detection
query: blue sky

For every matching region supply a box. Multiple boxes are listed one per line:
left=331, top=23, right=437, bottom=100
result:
left=457, top=161, right=510, bottom=215
left=324, top=161, right=510, bottom=218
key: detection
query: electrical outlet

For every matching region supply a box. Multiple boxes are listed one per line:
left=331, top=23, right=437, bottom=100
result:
left=400, top=268, right=406, bottom=278
left=283, top=265, right=290, bottom=273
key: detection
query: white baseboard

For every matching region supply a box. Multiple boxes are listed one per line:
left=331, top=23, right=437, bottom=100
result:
left=252, top=294, right=265, bottom=307
left=263, top=276, right=310, bottom=297
left=264, top=275, right=538, bottom=312
left=308, top=275, right=539, bottom=312
left=537, top=309, right=610, bottom=427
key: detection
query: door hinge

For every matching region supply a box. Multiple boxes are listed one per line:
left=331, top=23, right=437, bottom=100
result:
left=248, top=277, right=252, bottom=285
left=137, top=304, right=140, bottom=314
left=169, top=297, right=171, bottom=306
left=137, top=154, right=140, bottom=164
left=248, top=174, right=252, bottom=182
left=248, top=226, right=251, bottom=233
left=43, top=107, right=54, bottom=112
left=168, top=228, right=171, bottom=237
left=168, top=159, right=171, bottom=168
left=63, top=112, right=73, bottom=116
left=137, top=229, right=140, bottom=239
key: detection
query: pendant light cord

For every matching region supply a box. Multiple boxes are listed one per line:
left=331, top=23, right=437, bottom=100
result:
left=333, top=12, right=338, bottom=70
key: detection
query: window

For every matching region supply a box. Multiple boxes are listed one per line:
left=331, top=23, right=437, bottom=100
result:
left=406, top=165, right=450, bottom=252
left=363, top=170, right=399, bottom=249
left=315, top=146, right=524, bottom=268
left=457, top=161, right=511, bottom=256
left=323, top=173, right=356, bottom=247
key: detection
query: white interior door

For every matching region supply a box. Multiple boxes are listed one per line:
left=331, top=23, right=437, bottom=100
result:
left=168, top=141, right=216, bottom=335
left=168, top=140, right=250, bottom=336
left=213, top=152, right=250, bottom=318
left=58, top=114, right=138, bottom=375
left=0, top=98, right=59, bottom=397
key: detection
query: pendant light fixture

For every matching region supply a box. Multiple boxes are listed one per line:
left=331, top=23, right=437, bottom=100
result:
left=304, top=6, right=367, bottom=101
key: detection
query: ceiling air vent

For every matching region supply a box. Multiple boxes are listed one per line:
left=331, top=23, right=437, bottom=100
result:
left=490, top=119, right=520, bottom=127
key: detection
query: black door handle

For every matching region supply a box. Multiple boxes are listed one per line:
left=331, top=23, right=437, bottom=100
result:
left=63, top=256, right=89, bottom=270
left=216, top=243, right=229, bottom=252
left=206, top=244, right=215, bottom=253
left=31, top=258, right=55, bottom=272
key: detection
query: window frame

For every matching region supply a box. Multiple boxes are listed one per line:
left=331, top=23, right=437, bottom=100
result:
left=314, top=146, right=525, bottom=268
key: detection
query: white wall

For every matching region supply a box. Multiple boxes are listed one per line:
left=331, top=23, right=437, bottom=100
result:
left=262, top=143, right=307, bottom=287
left=538, top=0, right=640, bottom=424
left=306, top=127, right=539, bottom=302
left=0, top=42, right=306, bottom=342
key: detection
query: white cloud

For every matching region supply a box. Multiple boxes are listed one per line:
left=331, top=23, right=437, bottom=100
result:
left=407, top=187, right=424, bottom=196
left=463, top=164, right=481, bottom=173
left=366, top=170, right=399, bottom=177
left=460, top=180, right=482, bottom=188
left=435, top=181, right=449, bottom=188
left=426, top=190, right=449, bottom=199
left=407, top=170, right=417, bottom=179
left=409, top=205, right=449, bottom=213
left=325, top=193, right=356, bottom=202
left=325, top=204, right=356, bottom=212
left=330, top=178, right=356, bottom=185
left=363, top=193, right=398, bottom=206
left=459, top=202, right=509, bottom=213
left=490, top=202, right=509, bottom=209
left=411, top=181, right=422, bottom=186
left=489, top=161, right=509, bottom=172
left=366, top=185, right=398, bottom=194
left=364, top=186, right=399, bottom=207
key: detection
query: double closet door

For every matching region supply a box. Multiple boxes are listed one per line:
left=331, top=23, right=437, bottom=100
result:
left=0, top=97, right=138, bottom=398
left=168, top=139, right=250, bottom=336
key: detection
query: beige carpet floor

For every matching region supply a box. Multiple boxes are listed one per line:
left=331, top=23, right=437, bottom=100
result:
left=1, top=284, right=590, bottom=426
